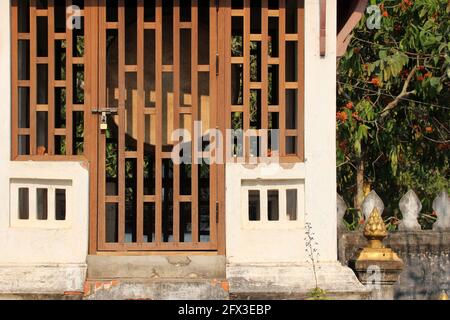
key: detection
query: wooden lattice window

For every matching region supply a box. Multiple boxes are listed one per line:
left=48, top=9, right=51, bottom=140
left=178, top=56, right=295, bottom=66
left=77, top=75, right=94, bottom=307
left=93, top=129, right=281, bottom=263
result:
left=226, top=0, right=304, bottom=162
left=11, top=0, right=86, bottom=159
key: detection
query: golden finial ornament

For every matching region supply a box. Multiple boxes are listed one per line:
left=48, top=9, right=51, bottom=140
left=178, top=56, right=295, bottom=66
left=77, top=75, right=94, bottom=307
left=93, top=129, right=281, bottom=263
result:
left=363, top=207, right=388, bottom=249
left=354, top=208, right=403, bottom=262
left=438, top=290, right=449, bottom=300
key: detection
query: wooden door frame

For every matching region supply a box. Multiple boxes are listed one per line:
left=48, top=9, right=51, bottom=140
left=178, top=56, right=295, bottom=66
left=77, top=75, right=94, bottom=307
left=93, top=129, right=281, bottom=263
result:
left=88, top=0, right=227, bottom=255
left=87, top=0, right=100, bottom=255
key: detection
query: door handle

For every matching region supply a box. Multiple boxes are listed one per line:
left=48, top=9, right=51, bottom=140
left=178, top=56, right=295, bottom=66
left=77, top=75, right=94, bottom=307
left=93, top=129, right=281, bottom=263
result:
left=91, top=108, right=118, bottom=115
left=92, top=108, right=118, bottom=130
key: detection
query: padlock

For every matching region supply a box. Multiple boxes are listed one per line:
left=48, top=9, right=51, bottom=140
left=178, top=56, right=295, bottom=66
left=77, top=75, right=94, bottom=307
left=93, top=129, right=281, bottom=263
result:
left=100, top=112, right=108, bottom=131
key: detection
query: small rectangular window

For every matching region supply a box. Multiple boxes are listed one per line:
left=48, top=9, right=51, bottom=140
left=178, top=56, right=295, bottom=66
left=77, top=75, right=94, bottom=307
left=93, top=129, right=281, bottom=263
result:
left=267, top=190, right=279, bottom=221
left=37, top=188, right=48, bottom=220
left=55, top=189, right=66, bottom=221
left=18, top=188, right=30, bottom=220
left=286, top=189, right=297, bottom=221
left=248, top=190, right=260, bottom=221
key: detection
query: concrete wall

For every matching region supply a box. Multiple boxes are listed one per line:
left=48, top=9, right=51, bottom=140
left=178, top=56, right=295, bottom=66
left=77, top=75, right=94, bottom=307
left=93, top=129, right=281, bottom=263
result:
left=338, top=231, right=450, bottom=300
left=226, top=0, right=338, bottom=265
left=0, top=1, right=89, bottom=294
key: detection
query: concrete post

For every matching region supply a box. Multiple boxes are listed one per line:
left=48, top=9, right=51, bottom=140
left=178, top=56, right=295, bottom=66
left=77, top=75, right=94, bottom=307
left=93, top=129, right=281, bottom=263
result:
left=350, top=259, right=403, bottom=300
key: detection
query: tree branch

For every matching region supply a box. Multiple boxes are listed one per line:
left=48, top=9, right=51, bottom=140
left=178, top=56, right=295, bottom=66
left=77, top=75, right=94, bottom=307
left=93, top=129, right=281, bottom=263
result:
left=380, top=66, right=417, bottom=118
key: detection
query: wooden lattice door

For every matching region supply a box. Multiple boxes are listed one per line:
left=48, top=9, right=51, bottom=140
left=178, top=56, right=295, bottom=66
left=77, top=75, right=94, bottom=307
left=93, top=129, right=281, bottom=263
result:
left=96, top=0, right=221, bottom=251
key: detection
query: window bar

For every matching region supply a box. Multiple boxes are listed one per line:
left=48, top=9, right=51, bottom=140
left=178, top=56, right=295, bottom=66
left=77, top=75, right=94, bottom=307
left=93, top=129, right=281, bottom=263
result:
left=298, top=0, right=305, bottom=161
left=155, top=0, right=163, bottom=244
left=209, top=0, right=217, bottom=244
left=118, top=0, right=126, bottom=244
left=278, top=0, right=286, bottom=156
left=11, top=0, right=19, bottom=158
left=243, top=0, right=250, bottom=161
left=172, top=0, right=181, bottom=244
left=191, top=0, right=199, bottom=243
left=217, top=0, right=227, bottom=253
left=136, top=0, right=145, bottom=243
left=98, top=0, right=107, bottom=245
left=48, top=0, right=55, bottom=155
left=225, top=0, right=231, bottom=154
left=261, top=0, right=269, bottom=145
left=66, top=0, right=74, bottom=155
left=30, top=0, right=37, bottom=155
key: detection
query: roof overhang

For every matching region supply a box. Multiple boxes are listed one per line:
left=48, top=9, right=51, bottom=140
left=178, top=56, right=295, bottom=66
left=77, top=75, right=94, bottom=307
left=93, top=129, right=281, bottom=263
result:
left=336, top=0, right=368, bottom=58
left=319, top=0, right=368, bottom=57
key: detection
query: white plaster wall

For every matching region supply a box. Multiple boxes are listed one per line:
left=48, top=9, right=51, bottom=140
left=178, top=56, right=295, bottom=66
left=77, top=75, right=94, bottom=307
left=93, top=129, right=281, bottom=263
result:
left=0, top=1, right=89, bottom=292
left=226, top=0, right=338, bottom=264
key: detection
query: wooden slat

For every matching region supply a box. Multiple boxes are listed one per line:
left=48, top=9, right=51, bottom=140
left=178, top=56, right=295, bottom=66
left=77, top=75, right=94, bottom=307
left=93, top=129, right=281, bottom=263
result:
left=54, top=80, right=66, bottom=87
left=143, top=195, right=156, bottom=202
left=249, top=82, right=262, bottom=89
left=230, top=105, right=244, bottom=112
left=30, top=0, right=37, bottom=155
left=262, top=0, right=269, bottom=154
left=118, top=0, right=126, bottom=244
left=179, top=22, right=191, bottom=29
left=155, top=0, right=163, bottom=244
left=136, top=0, right=145, bottom=243
left=161, top=65, right=174, bottom=72
left=143, top=22, right=156, bottom=29
left=18, top=33, right=31, bottom=40
left=15, top=154, right=87, bottom=161
left=100, top=241, right=217, bottom=251
left=54, top=33, right=66, bottom=40
left=54, top=128, right=66, bottom=136
left=191, top=0, right=199, bottom=243
left=66, top=0, right=74, bottom=155
left=36, top=57, right=49, bottom=63
left=268, top=105, right=279, bottom=112
left=124, top=65, right=138, bottom=72
left=178, top=107, right=192, bottom=114
left=36, top=104, right=49, bottom=112
left=106, top=22, right=119, bottom=29
left=18, top=128, right=31, bottom=135
left=11, top=1, right=19, bottom=158
left=124, top=151, right=138, bottom=158
left=279, top=0, right=286, bottom=156
left=17, top=80, right=31, bottom=87
left=105, top=196, right=120, bottom=203
left=178, top=195, right=192, bottom=202
left=268, top=57, right=279, bottom=65
left=224, top=0, right=232, bottom=160
left=172, top=0, right=181, bottom=243
left=72, top=104, right=85, bottom=111
left=231, top=9, right=244, bottom=16
left=243, top=0, right=250, bottom=160
left=298, top=0, right=305, bottom=160
left=97, top=0, right=107, bottom=248
left=72, top=57, right=84, bottom=64
left=249, top=34, right=262, bottom=41
left=217, top=0, right=228, bottom=255
left=36, top=9, right=48, bottom=16
left=268, top=9, right=279, bottom=17
left=285, top=82, right=299, bottom=89
left=197, top=65, right=210, bottom=72
left=230, top=56, right=244, bottom=64
left=209, top=0, right=218, bottom=244
left=285, top=34, right=298, bottom=41
left=48, top=0, right=55, bottom=155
